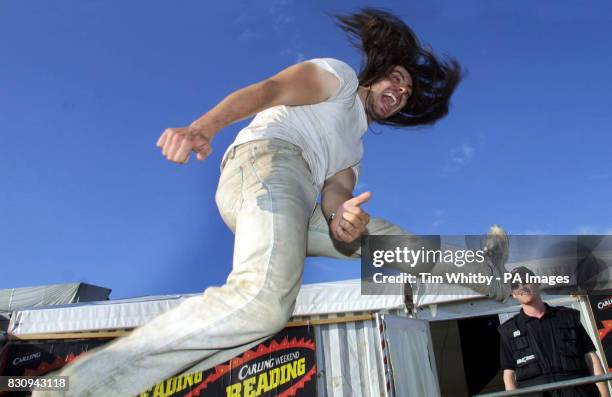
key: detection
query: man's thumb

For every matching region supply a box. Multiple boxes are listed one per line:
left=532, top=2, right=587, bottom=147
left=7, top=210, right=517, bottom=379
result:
left=347, top=191, right=372, bottom=207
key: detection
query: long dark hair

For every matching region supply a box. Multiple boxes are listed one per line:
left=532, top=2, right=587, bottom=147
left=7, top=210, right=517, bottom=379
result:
left=334, top=8, right=463, bottom=127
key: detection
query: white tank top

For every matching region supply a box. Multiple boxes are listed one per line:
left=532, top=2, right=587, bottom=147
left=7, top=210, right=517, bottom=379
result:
left=221, top=58, right=368, bottom=189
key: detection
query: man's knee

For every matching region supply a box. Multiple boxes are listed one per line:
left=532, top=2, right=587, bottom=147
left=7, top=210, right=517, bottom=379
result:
left=265, top=305, right=293, bottom=334
left=251, top=295, right=295, bottom=335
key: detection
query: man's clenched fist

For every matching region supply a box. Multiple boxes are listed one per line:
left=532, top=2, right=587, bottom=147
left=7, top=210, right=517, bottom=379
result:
left=156, top=126, right=213, bottom=164
left=330, top=191, right=371, bottom=243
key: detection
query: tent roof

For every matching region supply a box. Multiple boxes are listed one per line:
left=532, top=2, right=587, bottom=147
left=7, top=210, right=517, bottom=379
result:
left=8, top=279, right=406, bottom=336
left=0, top=283, right=111, bottom=332
left=8, top=245, right=611, bottom=336
left=0, top=283, right=111, bottom=313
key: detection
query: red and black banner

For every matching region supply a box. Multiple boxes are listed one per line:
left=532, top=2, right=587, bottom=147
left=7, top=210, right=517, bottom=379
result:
left=138, top=326, right=317, bottom=397
left=0, top=338, right=111, bottom=378
left=587, top=291, right=612, bottom=370
left=0, top=338, right=112, bottom=396
left=0, top=326, right=316, bottom=397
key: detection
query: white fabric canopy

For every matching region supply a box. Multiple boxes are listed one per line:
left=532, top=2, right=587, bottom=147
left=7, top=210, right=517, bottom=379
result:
left=10, top=250, right=611, bottom=336
left=412, top=250, right=612, bottom=307
left=8, top=280, right=406, bottom=336
left=1, top=283, right=111, bottom=332
left=0, top=283, right=110, bottom=313
left=384, top=315, right=440, bottom=397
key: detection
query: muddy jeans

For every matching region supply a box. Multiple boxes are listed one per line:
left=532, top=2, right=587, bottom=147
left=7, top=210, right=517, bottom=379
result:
left=35, top=139, right=464, bottom=396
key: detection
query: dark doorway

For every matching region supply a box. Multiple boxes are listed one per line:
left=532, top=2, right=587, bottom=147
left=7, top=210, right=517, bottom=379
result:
left=458, top=315, right=502, bottom=395
left=430, top=315, right=505, bottom=397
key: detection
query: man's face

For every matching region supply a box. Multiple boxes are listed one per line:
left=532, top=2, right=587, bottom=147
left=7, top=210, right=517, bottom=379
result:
left=511, top=283, right=541, bottom=304
left=366, top=65, right=413, bottom=120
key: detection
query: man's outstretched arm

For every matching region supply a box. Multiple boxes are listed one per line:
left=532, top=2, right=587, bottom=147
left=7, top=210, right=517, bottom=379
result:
left=156, top=61, right=341, bottom=163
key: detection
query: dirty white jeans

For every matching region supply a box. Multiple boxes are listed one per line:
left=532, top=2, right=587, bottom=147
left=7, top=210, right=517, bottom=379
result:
left=35, top=139, right=485, bottom=396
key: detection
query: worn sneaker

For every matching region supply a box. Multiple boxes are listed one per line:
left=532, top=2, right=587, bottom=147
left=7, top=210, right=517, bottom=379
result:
left=483, top=224, right=510, bottom=301
left=484, top=224, right=509, bottom=264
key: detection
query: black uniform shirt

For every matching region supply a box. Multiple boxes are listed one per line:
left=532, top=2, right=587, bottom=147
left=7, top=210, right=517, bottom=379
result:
left=500, top=304, right=596, bottom=372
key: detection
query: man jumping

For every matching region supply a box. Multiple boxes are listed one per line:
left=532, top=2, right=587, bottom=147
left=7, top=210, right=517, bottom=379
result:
left=36, top=9, right=510, bottom=396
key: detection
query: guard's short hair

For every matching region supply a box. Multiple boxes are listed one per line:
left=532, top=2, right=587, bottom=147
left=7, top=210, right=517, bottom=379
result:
left=510, top=266, right=536, bottom=289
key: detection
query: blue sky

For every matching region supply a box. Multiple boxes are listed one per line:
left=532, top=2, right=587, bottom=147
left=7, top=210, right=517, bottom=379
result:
left=1, top=1, right=611, bottom=299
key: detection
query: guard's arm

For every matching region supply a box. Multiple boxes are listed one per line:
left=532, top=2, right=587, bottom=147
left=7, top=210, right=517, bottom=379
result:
left=502, top=369, right=518, bottom=391
left=585, top=351, right=610, bottom=397
left=499, top=331, right=518, bottom=390
left=321, top=169, right=371, bottom=243
left=157, top=62, right=341, bottom=163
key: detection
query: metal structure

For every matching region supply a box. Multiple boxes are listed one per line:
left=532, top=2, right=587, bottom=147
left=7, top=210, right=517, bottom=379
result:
left=473, top=373, right=612, bottom=397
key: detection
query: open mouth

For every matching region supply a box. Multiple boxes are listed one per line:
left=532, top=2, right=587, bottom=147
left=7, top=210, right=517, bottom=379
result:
left=380, top=92, right=398, bottom=115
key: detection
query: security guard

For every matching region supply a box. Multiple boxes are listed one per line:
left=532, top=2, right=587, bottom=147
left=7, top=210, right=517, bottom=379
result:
left=498, top=267, right=610, bottom=397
